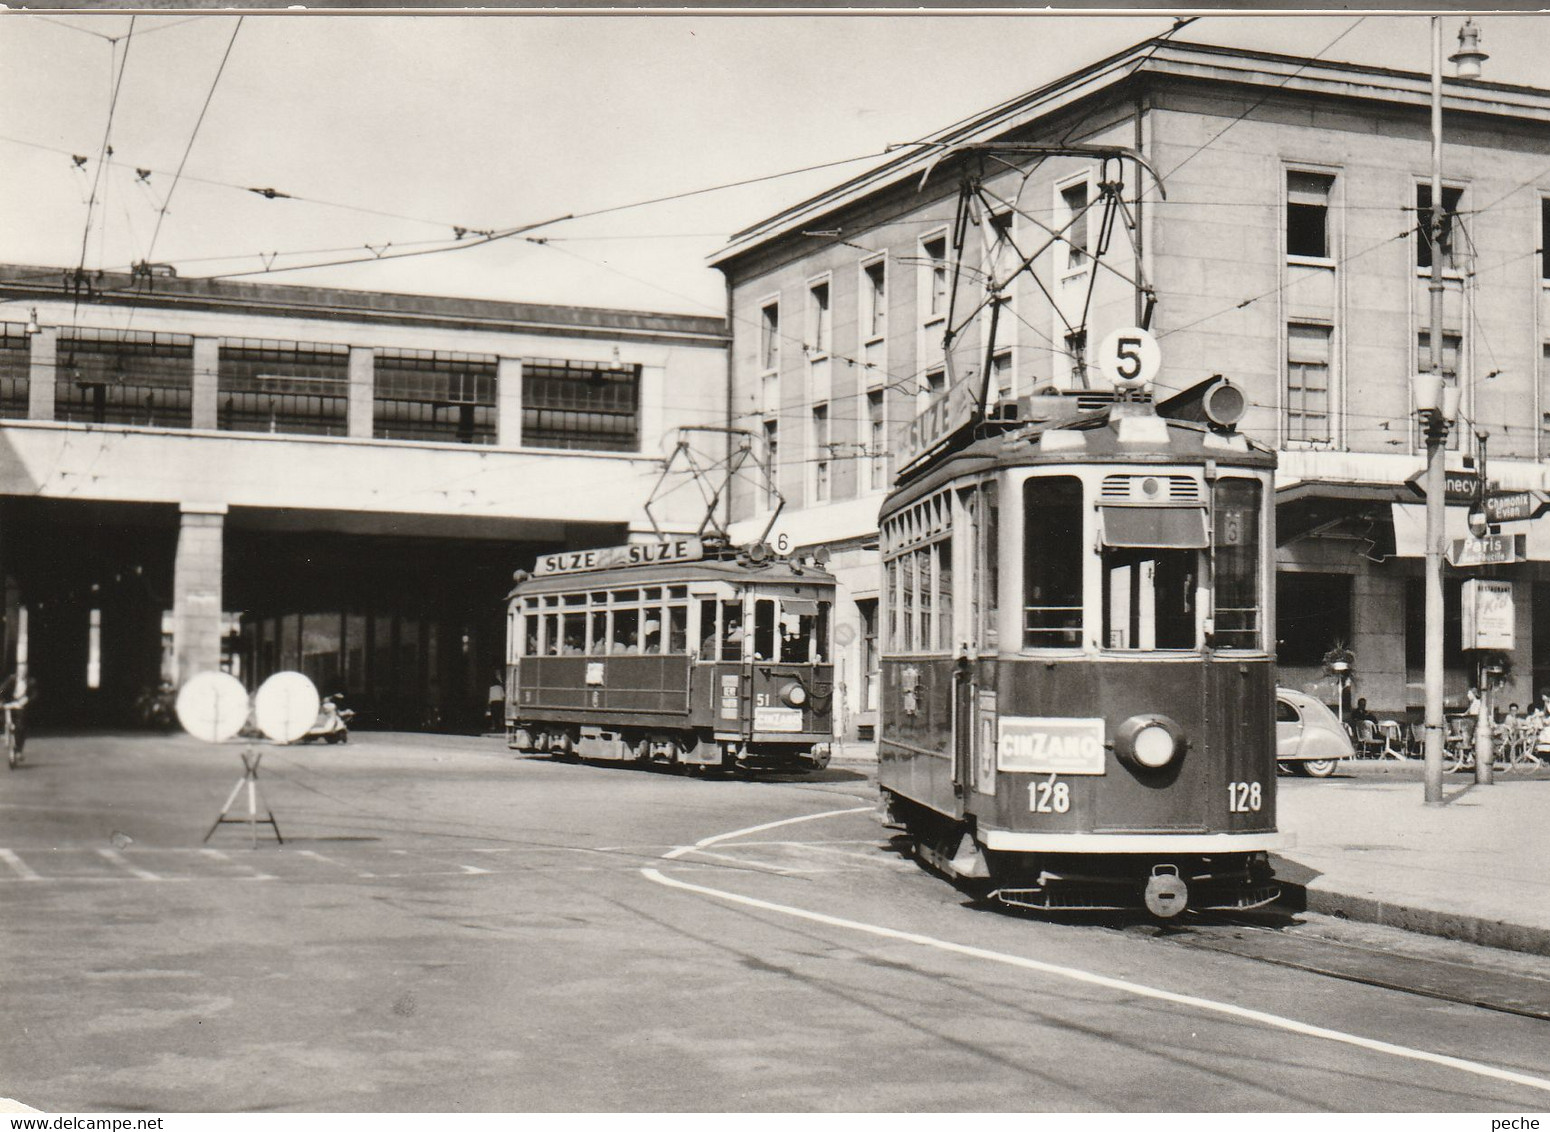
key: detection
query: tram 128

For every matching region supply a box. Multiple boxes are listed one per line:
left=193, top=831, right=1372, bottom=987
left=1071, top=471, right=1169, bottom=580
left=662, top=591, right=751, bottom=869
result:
left=505, top=538, right=836, bottom=773
left=878, top=376, right=1289, bottom=917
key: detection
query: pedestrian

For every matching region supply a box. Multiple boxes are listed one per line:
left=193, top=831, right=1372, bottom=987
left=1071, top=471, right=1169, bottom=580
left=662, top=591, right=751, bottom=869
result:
left=487, top=670, right=505, bottom=733
left=0, top=667, right=31, bottom=757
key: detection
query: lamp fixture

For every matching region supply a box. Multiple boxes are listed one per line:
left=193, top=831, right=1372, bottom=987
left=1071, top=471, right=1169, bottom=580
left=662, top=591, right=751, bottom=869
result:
left=1449, top=18, right=1489, bottom=80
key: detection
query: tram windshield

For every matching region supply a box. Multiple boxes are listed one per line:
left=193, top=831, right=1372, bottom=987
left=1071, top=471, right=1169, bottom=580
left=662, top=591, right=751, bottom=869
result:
left=1022, top=472, right=1263, bottom=653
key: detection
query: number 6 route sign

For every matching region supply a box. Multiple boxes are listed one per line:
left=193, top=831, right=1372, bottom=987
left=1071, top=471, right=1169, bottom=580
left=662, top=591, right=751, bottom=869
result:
left=1097, top=327, right=1161, bottom=389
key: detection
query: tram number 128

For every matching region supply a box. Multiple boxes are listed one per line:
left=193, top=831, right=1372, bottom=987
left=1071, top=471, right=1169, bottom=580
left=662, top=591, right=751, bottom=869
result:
left=1228, top=781, right=1263, bottom=812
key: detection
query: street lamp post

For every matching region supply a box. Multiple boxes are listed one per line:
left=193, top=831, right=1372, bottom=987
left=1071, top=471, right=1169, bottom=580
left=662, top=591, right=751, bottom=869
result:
left=1421, top=17, right=1488, bottom=806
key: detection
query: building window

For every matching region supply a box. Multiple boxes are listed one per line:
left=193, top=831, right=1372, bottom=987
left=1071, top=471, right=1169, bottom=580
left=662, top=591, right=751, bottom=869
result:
left=991, top=349, right=1014, bottom=403
left=373, top=349, right=497, bottom=445
left=812, top=403, right=830, bottom=503
left=1287, top=171, right=1335, bottom=259
left=760, top=301, right=780, bottom=372
left=862, top=259, right=887, bottom=342
left=923, top=234, right=948, bottom=320
left=1542, top=199, right=1550, bottom=282
left=867, top=389, right=886, bottom=492
left=924, top=367, right=946, bottom=402
left=1286, top=323, right=1333, bottom=443
left=520, top=358, right=640, bottom=452
left=1416, top=330, right=1464, bottom=451
left=807, top=280, right=831, bottom=357
left=762, top=418, right=779, bottom=510
left=1064, top=329, right=1087, bottom=387
left=1060, top=182, right=1090, bottom=268
left=1416, top=184, right=1464, bottom=271
left=1278, top=573, right=1354, bottom=667
left=987, top=209, right=1017, bottom=286
left=55, top=328, right=194, bottom=428
left=0, top=323, right=29, bottom=419
left=218, top=339, right=348, bottom=436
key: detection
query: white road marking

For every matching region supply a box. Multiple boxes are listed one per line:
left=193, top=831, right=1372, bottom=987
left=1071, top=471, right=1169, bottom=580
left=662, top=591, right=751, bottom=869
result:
left=641, top=806, right=1550, bottom=1098
left=200, top=848, right=277, bottom=881
left=0, top=849, right=40, bottom=881
left=96, top=848, right=165, bottom=881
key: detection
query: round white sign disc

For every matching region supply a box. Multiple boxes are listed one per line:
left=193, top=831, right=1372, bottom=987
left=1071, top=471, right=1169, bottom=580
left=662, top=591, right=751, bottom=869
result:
left=254, top=671, right=321, bottom=744
left=176, top=672, right=251, bottom=744
left=1097, top=326, right=1161, bottom=389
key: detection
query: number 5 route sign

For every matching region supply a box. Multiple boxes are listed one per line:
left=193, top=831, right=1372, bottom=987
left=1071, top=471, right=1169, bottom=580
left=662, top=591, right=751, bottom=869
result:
left=1097, top=327, right=1161, bottom=389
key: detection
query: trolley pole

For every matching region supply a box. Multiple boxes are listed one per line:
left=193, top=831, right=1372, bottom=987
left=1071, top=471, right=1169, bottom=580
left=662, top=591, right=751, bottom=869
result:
left=1422, top=15, right=1448, bottom=806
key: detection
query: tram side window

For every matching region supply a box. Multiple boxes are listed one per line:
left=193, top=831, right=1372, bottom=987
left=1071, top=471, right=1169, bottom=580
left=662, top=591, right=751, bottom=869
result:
left=721, top=600, right=744, bottom=661
left=613, top=608, right=640, bottom=653
left=984, top=480, right=1000, bottom=647
left=668, top=605, right=688, bottom=653
left=936, top=540, right=953, bottom=651
left=754, top=599, right=776, bottom=661
left=562, top=612, right=586, bottom=655
left=589, top=609, right=609, bottom=655
left=642, top=609, right=663, bottom=655
left=1023, top=476, right=1084, bottom=647
left=1212, top=479, right=1262, bottom=649
left=698, top=599, right=719, bottom=656
left=544, top=612, right=561, bottom=656
left=524, top=611, right=540, bottom=657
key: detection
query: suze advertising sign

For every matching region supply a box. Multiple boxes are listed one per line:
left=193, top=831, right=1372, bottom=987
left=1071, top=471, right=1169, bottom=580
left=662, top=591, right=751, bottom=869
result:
left=534, top=537, right=703, bottom=576
left=997, top=717, right=1106, bottom=775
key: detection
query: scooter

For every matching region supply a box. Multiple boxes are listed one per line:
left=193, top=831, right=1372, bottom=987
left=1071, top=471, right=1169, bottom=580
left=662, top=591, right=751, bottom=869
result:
left=300, top=694, right=355, bottom=744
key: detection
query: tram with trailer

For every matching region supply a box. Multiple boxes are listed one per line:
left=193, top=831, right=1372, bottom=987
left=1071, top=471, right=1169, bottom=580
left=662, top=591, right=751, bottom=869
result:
left=877, top=372, right=1289, bottom=918
left=505, top=537, right=836, bottom=773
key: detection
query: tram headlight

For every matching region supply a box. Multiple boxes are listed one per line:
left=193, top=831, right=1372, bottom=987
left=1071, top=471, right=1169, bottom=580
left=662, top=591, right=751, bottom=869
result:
left=1115, top=714, right=1186, bottom=771
left=781, top=681, right=808, bottom=707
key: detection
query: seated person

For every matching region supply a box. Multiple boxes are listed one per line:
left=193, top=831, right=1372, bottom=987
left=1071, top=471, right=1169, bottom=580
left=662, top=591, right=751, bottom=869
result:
left=1349, top=697, right=1377, bottom=731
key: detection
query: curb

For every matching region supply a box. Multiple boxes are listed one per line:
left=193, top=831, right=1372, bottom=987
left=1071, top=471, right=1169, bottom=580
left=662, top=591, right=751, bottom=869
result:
left=1272, top=864, right=1550, bottom=958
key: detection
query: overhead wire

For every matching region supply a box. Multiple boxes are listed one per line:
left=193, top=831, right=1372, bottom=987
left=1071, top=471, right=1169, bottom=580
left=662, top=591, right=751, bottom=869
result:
left=72, top=16, right=135, bottom=304
left=143, top=16, right=243, bottom=267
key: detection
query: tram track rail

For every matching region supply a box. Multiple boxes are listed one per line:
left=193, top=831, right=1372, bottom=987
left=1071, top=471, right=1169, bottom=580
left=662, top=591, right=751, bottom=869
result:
left=1134, top=914, right=1550, bottom=1023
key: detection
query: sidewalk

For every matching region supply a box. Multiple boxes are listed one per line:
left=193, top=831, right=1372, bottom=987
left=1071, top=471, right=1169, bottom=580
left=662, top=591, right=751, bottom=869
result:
left=831, top=742, right=1550, bottom=956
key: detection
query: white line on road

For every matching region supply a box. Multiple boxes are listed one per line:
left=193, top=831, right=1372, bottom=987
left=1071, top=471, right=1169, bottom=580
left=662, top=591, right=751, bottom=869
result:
left=200, top=848, right=277, bottom=881
left=641, top=806, right=1550, bottom=1099
left=0, top=849, right=40, bottom=881
left=96, top=848, right=164, bottom=881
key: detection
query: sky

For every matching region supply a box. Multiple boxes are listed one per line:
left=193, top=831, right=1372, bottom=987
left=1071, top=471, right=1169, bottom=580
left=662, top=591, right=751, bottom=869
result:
left=3, top=10, right=1550, bottom=319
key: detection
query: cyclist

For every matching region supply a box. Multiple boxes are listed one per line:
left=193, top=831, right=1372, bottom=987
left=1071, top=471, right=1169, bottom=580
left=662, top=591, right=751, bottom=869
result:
left=0, top=668, right=31, bottom=764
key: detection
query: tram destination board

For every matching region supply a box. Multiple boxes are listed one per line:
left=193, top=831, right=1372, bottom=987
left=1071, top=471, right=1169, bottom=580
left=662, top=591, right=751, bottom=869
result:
left=534, top=537, right=703, bottom=576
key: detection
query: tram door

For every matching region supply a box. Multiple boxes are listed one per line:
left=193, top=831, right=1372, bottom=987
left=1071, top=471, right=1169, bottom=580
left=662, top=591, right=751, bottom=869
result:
left=953, top=480, right=997, bottom=797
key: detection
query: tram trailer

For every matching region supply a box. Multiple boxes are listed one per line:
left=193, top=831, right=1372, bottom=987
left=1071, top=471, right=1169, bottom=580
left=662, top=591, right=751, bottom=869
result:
left=506, top=541, right=837, bottom=774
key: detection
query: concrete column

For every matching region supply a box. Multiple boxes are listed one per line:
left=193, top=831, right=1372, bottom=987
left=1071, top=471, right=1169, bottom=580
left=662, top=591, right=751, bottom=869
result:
left=639, top=363, right=665, bottom=457
left=27, top=326, right=56, bottom=421
left=173, top=503, right=226, bottom=687
left=497, top=358, right=522, bottom=447
left=348, top=347, right=374, bottom=439
left=191, top=337, right=219, bottom=430
left=1350, top=570, right=1407, bottom=714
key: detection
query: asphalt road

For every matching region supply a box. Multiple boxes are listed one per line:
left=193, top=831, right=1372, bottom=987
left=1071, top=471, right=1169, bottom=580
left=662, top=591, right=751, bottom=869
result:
left=1, top=731, right=1547, bottom=1112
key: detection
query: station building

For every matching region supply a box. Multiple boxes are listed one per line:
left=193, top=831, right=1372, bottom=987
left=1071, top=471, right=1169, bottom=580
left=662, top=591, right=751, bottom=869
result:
left=0, top=265, right=726, bottom=730
left=711, top=38, right=1550, bottom=734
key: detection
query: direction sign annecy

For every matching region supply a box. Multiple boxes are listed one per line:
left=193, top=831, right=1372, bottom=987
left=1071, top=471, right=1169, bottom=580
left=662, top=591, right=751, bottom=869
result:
left=1404, top=468, right=1480, bottom=503
left=1484, top=490, right=1550, bottom=523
